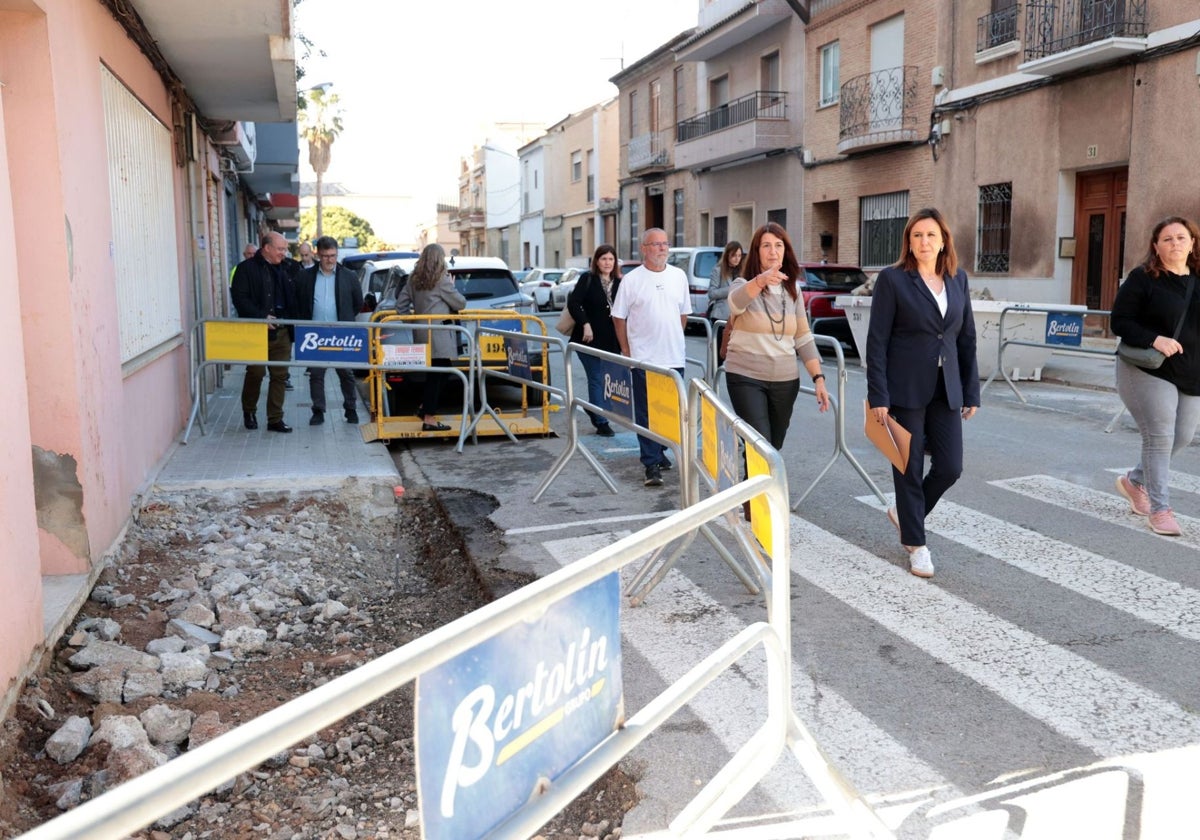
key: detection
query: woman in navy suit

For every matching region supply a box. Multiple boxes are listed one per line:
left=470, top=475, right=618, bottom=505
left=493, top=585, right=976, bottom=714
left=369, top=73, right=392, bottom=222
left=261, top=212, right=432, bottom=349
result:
left=866, top=208, right=980, bottom=578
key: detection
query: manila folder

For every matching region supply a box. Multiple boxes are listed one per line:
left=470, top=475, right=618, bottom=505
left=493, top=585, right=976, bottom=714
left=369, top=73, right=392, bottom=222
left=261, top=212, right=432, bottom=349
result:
left=863, top=400, right=911, bottom=472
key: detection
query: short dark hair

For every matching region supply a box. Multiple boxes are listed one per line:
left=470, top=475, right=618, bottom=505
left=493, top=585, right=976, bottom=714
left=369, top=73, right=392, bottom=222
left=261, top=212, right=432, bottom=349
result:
left=315, top=236, right=339, bottom=253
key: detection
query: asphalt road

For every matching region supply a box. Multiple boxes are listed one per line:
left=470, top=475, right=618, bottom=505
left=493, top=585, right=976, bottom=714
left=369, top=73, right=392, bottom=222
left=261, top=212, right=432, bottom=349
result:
left=395, top=336, right=1200, bottom=839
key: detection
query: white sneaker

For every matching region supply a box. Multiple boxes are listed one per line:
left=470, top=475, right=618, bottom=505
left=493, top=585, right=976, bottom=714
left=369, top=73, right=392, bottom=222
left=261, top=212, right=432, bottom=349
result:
left=909, top=546, right=935, bottom=578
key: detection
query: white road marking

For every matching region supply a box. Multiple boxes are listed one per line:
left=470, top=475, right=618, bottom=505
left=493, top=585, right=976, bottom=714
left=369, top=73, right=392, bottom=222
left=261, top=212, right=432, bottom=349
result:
left=540, top=531, right=956, bottom=812
left=789, top=516, right=1200, bottom=755
left=993, top=474, right=1200, bottom=550
left=856, top=494, right=1200, bottom=641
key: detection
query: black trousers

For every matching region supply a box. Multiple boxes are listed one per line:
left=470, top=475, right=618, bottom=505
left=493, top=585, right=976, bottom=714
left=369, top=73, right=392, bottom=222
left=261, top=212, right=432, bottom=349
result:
left=725, top=371, right=800, bottom=452
left=889, top=370, right=964, bottom=547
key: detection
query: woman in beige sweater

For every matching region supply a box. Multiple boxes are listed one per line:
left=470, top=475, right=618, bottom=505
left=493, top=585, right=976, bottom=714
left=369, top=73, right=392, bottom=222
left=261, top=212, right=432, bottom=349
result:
left=725, top=222, right=830, bottom=450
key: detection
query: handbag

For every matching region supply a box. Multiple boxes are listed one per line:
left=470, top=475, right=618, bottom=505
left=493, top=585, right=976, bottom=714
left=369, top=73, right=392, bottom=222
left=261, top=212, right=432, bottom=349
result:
left=718, top=314, right=737, bottom=359
left=555, top=272, right=591, bottom=336
left=1117, top=276, right=1195, bottom=370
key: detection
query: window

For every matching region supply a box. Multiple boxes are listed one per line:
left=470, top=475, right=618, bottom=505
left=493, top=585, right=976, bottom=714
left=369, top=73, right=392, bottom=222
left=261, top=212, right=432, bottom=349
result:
left=571, top=150, right=582, bottom=182
left=674, top=66, right=686, bottom=125
left=586, top=150, right=594, bottom=202
left=650, top=79, right=661, bottom=135
left=673, top=190, right=685, bottom=245
left=859, top=191, right=909, bottom=266
left=767, top=208, right=787, bottom=229
left=101, top=66, right=182, bottom=364
left=571, top=226, right=583, bottom=257
left=629, top=199, right=640, bottom=259
left=629, top=91, right=639, bottom=138
left=820, top=42, right=840, bottom=107
left=714, top=215, right=728, bottom=247
left=977, top=182, right=1012, bottom=272
left=761, top=50, right=781, bottom=93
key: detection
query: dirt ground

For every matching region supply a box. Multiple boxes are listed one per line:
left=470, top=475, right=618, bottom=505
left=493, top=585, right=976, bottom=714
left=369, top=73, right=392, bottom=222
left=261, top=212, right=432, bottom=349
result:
left=0, top=487, right=637, bottom=839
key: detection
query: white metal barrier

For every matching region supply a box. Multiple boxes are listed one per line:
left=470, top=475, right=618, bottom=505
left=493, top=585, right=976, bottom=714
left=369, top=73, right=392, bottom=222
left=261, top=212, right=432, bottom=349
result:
left=18, top=379, right=891, bottom=840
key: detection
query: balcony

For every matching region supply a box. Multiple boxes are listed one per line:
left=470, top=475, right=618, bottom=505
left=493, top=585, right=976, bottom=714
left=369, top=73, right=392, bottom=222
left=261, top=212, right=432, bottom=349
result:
left=627, top=129, right=673, bottom=173
left=449, top=207, right=484, bottom=233
left=978, top=4, right=1022, bottom=54
left=837, top=67, right=919, bottom=155
left=1021, top=0, right=1148, bottom=75
left=674, top=91, right=791, bottom=169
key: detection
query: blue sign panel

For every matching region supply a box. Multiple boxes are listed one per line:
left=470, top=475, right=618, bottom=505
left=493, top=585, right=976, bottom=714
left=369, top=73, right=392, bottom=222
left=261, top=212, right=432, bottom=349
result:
left=598, top=360, right=634, bottom=421
left=415, top=574, right=623, bottom=840
left=294, top=326, right=370, bottom=364
left=1045, top=312, right=1083, bottom=346
left=504, top=336, right=533, bottom=381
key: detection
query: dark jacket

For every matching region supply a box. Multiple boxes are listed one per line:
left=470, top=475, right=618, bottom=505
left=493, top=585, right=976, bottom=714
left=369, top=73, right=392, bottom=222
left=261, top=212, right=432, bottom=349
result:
left=1112, top=265, right=1200, bottom=395
left=231, top=253, right=299, bottom=338
left=566, top=272, right=622, bottom=353
left=866, top=266, right=980, bottom=411
left=295, top=263, right=364, bottom=322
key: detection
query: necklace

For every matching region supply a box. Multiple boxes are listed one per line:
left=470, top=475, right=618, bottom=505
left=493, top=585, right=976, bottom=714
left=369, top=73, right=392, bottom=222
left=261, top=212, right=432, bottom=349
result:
left=761, top=289, right=787, bottom=341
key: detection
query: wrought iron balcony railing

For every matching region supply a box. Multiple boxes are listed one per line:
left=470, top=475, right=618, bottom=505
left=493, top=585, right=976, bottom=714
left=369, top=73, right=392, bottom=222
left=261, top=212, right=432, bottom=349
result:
left=675, top=90, right=787, bottom=143
left=1024, top=0, right=1147, bottom=62
left=978, top=4, right=1021, bottom=52
left=627, top=129, right=672, bottom=171
left=838, top=66, right=918, bottom=145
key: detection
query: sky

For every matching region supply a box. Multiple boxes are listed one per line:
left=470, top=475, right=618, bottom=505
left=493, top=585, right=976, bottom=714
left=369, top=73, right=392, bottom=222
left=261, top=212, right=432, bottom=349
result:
left=294, top=0, right=698, bottom=218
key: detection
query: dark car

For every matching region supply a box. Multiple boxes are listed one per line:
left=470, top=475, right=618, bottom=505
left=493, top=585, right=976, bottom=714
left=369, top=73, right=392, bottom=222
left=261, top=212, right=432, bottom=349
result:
left=798, top=263, right=870, bottom=355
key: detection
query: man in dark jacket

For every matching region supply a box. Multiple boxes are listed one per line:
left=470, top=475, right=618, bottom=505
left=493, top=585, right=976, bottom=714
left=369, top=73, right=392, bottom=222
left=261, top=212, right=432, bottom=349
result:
left=295, top=236, right=365, bottom=425
left=230, top=231, right=298, bottom=433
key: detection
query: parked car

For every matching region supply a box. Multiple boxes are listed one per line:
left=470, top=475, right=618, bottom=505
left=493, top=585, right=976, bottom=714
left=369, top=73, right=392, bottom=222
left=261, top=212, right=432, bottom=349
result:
left=360, top=256, right=543, bottom=414
left=551, top=262, right=637, bottom=311
left=667, top=247, right=723, bottom=317
left=356, top=257, right=419, bottom=313
left=518, top=267, right=568, bottom=311
left=342, top=250, right=420, bottom=273
left=797, top=262, right=870, bottom=355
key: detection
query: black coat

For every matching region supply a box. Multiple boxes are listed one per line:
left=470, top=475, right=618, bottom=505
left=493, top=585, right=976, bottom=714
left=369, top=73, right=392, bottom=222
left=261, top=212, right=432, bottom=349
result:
left=566, top=272, right=622, bottom=354
left=231, top=254, right=299, bottom=338
left=294, top=264, right=364, bottom=322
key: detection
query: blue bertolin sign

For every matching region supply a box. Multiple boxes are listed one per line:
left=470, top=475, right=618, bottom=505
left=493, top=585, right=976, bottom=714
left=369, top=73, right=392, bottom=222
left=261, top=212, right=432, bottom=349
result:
left=504, top=336, right=532, bottom=381
left=599, top=360, right=634, bottom=421
left=1045, top=312, right=1084, bottom=346
left=294, top=326, right=369, bottom=363
left=415, top=574, right=624, bottom=840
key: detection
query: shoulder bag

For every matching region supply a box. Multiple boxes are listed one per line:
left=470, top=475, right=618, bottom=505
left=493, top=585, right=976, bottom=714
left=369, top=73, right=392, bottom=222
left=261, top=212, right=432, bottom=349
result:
left=1117, top=276, right=1195, bottom=370
left=555, top=272, right=591, bottom=335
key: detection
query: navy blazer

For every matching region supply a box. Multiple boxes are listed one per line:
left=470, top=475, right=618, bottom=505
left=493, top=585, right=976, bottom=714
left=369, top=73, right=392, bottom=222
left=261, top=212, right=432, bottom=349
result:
left=866, top=266, right=980, bottom=410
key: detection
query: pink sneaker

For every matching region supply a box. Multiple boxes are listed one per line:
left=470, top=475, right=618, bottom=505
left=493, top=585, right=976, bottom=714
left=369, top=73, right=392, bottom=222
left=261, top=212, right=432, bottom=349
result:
left=1149, top=509, right=1182, bottom=536
left=1115, top=474, right=1150, bottom=516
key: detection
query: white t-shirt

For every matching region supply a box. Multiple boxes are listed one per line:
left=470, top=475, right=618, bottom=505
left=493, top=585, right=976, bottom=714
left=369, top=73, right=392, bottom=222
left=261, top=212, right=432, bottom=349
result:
left=611, top=263, right=692, bottom=368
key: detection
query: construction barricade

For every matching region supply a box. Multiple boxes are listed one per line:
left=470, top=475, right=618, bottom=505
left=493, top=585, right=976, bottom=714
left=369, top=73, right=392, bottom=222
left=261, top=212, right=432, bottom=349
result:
left=22, top=374, right=891, bottom=840
left=363, top=309, right=555, bottom=447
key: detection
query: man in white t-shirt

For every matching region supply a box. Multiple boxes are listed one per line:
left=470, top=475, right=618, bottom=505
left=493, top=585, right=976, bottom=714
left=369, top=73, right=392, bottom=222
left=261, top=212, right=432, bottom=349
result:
left=612, top=228, right=692, bottom=487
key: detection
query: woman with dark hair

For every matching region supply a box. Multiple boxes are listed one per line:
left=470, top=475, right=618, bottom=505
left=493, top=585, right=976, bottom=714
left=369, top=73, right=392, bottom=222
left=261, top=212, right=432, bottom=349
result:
left=866, top=207, right=979, bottom=579
left=724, top=223, right=829, bottom=456
left=566, top=244, right=623, bottom=436
left=395, top=243, right=466, bottom=431
left=1111, top=216, right=1200, bottom=536
left=707, top=241, right=743, bottom=360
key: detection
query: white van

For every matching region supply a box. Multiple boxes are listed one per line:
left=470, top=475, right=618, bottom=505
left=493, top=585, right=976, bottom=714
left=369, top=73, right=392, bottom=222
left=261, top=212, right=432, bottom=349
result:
left=667, top=247, right=723, bottom=315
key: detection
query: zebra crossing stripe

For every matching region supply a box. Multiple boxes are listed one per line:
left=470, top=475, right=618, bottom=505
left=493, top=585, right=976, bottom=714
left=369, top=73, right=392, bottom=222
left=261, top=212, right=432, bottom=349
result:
left=855, top=494, right=1200, bottom=642
left=1105, top=466, right=1200, bottom=497
left=539, top=531, right=957, bottom=813
left=789, top=516, right=1200, bottom=755
left=993, top=474, right=1200, bottom=549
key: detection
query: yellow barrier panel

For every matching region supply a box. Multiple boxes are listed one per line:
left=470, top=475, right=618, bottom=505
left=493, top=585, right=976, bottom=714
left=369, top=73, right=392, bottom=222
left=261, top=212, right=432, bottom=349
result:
left=205, top=321, right=267, bottom=362
left=646, top=369, right=683, bottom=445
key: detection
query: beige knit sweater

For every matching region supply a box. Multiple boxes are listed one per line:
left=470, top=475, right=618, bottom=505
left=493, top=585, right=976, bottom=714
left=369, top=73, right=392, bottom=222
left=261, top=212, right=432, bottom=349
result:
left=724, top=278, right=820, bottom=382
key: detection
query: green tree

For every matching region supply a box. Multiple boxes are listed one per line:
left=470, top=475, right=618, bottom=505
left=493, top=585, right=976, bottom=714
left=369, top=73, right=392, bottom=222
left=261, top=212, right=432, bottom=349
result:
left=300, top=206, right=389, bottom=251
left=300, top=86, right=344, bottom=238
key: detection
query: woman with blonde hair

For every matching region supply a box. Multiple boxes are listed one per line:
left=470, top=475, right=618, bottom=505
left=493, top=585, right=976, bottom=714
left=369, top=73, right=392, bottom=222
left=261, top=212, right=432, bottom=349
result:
left=395, top=243, right=466, bottom=431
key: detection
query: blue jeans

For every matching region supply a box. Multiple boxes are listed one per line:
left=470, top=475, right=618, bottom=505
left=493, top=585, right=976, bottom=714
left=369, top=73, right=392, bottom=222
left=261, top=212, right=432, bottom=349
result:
left=633, top=367, right=683, bottom=467
left=1116, top=359, right=1200, bottom=513
left=579, top=353, right=612, bottom=429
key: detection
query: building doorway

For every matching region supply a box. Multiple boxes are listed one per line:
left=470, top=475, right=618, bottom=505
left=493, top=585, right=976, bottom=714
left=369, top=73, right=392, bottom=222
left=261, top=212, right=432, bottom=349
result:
left=1071, top=168, right=1127, bottom=313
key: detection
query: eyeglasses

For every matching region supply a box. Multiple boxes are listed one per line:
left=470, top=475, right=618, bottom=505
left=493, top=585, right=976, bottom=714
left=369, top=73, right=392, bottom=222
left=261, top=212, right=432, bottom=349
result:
left=643, top=241, right=669, bottom=248
left=317, top=252, right=338, bottom=259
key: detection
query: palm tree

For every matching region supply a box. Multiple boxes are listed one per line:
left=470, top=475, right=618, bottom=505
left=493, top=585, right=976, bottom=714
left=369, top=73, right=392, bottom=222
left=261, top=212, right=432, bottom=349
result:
left=300, top=86, right=344, bottom=238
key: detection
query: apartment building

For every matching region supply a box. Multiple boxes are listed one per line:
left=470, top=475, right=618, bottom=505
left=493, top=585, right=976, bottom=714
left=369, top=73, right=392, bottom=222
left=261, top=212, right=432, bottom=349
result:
left=933, top=1, right=1200, bottom=306
left=519, top=137, right=549, bottom=268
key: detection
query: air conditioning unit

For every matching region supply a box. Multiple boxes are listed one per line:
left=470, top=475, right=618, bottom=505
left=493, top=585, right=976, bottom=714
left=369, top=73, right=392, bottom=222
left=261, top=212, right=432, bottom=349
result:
left=801, top=149, right=815, bottom=165
left=210, top=120, right=257, bottom=170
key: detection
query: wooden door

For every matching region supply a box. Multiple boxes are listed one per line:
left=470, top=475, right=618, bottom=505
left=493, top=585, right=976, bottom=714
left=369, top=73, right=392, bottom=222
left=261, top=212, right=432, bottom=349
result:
left=1072, top=169, right=1127, bottom=312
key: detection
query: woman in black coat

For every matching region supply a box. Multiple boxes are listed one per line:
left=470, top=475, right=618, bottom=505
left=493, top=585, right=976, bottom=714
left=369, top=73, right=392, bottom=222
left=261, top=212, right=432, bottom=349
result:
left=566, top=244, right=623, bottom=436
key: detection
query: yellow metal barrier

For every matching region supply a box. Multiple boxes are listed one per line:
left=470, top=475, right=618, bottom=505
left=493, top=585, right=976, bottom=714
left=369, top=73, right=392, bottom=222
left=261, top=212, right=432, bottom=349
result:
left=363, top=309, right=554, bottom=443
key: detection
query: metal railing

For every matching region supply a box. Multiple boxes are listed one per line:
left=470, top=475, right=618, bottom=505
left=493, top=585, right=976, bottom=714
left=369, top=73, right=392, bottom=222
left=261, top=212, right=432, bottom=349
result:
left=627, top=128, right=673, bottom=171
left=838, top=66, right=918, bottom=144
left=978, top=3, right=1022, bottom=51
left=1024, top=0, right=1147, bottom=61
left=980, top=304, right=1113, bottom=403
left=676, top=90, right=787, bottom=143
